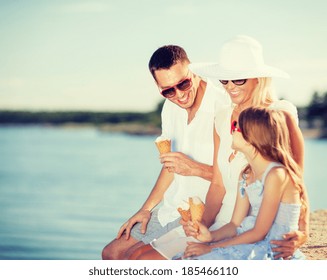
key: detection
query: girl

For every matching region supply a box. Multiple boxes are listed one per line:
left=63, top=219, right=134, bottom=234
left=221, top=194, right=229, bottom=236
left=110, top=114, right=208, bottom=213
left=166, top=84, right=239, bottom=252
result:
left=183, top=107, right=306, bottom=260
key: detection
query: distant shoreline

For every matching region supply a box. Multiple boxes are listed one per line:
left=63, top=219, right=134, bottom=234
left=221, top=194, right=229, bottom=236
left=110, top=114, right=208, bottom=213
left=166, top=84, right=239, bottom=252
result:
left=1, top=122, right=325, bottom=139
left=300, top=127, right=324, bottom=139
left=0, top=122, right=162, bottom=136
left=1, top=105, right=326, bottom=138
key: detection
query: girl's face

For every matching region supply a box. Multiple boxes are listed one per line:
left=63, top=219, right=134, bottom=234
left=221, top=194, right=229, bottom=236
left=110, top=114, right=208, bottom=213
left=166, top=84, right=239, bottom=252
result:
left=222, top=78, right=258, bottom=106
left=231, top=122, right=247, bottom=151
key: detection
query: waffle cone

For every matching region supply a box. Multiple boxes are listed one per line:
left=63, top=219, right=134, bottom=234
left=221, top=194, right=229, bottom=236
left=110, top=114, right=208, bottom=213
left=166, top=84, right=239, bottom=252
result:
left=155, top=139, right=171, bottom=154
left=177, top=207, right=191, bottom=222
left=177, top=196, right=205, bottom=230
left=189, top=197, right=205, bottom=229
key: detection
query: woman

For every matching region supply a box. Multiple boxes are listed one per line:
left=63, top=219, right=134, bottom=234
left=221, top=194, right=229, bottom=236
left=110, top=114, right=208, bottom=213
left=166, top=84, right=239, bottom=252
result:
left=130, top=35, right=309, bottom=260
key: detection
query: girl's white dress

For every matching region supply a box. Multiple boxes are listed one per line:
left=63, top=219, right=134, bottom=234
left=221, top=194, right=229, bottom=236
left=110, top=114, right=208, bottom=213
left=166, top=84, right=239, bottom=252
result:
left=193, top=162, right=305, bottom=260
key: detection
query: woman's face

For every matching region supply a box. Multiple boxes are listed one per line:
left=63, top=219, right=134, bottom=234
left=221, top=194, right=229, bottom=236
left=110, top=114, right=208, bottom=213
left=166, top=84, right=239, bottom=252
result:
left=222, top=78, right=258, bottom=106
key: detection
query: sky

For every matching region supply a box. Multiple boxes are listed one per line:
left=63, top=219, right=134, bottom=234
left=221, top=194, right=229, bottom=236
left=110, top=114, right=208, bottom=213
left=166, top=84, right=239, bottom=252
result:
left=0, top=0, right=326, bottom=112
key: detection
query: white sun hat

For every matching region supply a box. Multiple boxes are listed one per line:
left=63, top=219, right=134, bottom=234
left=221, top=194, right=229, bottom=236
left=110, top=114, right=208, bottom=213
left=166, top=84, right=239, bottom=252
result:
left=189, top=35, right=290, bottom=81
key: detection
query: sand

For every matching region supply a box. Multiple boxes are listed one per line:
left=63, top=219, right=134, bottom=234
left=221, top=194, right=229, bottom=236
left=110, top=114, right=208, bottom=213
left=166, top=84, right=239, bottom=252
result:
left=301, top=210, right=327, bottom=260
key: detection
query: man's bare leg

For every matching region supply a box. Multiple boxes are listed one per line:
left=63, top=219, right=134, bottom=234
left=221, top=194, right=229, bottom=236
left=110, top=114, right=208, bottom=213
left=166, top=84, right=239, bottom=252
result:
left=102, top=233, right=139, bottom=260
left=128, top=244, right=153, bottom=260
left=128, top=244, right=167, bottom=260
left=136, top=247, right=166, bottom=260
left=123, top=241, right=149, bottom=259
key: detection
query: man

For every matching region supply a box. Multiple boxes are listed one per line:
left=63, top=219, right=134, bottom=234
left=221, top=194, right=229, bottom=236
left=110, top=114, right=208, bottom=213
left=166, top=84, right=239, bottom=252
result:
left=102, top=45, right=228, bottom=259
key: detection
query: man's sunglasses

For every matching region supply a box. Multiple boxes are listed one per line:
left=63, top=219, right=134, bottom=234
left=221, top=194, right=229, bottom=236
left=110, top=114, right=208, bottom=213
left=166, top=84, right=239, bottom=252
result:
left=231, top=120, right=241, bottom=134
left=159, top=77, right=193, bottom=98
left=219, top=79, right=247, bottom=86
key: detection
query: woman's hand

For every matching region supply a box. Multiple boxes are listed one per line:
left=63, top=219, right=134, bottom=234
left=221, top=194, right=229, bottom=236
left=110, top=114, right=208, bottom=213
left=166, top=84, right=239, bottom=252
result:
left=270, top=230, right=307, bottom=259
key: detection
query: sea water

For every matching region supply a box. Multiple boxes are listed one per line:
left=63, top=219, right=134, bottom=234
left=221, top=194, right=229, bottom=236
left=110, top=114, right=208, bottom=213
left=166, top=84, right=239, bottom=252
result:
left=0, top=126, right=325, bottom=260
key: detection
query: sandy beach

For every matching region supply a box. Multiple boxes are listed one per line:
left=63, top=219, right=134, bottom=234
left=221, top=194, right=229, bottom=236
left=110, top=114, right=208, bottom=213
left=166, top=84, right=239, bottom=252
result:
left=301, top=210, right=327, bottom=260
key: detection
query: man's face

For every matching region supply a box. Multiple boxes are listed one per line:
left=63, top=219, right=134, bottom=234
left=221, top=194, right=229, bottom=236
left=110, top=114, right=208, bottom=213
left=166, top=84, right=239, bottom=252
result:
left=154, top=61, right=197, bottom=109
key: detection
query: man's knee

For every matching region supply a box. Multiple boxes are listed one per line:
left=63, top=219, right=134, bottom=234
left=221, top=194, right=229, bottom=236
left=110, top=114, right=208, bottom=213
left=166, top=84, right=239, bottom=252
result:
left=102, top=239, right=125, bottom=260
left=123, top=241, right=146, bottom=259
left=128, top=244, right=151, bottom=260
left=102, top=236, right=140, bottom=260
left=102, top=241, right=117, bottom=260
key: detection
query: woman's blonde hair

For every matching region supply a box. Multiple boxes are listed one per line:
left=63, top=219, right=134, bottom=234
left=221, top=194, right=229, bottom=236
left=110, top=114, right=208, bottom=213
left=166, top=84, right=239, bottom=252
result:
left=251, top=77, right=277, bottom=107
left=239, top=107, right=307, bottom=218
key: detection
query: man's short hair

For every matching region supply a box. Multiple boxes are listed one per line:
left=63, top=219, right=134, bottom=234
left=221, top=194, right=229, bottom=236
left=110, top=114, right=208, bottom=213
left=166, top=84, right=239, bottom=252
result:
left=148, top=45, right=190, bottom=80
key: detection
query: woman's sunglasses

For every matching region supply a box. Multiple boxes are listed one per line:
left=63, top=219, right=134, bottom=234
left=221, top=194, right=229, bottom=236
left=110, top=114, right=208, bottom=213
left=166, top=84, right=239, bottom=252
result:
left=231, top=120, right=241, bottom=134
left=159, top=77, right=193, bottom=98
left=219, top=79, right=247, bottom=86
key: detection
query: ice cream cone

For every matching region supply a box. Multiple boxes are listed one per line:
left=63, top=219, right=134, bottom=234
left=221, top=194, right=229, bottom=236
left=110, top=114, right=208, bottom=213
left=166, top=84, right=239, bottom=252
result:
left=176, top=196, right=205, bottom=230
left=189, top=196, right=205, bottom=229
left=155, top=137, right=171, bottom=155
left=177, top=207, right=191, bottom=222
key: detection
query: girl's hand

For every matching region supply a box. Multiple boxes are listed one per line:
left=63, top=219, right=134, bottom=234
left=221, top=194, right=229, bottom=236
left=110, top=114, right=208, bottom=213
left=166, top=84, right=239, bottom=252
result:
left=194, top=221, right=213, bottom=242
left=180, top=219, right=199, bottom=237
left=184, top=242, right=212, bottom=258
left=181, top=220, right=212, bottom=242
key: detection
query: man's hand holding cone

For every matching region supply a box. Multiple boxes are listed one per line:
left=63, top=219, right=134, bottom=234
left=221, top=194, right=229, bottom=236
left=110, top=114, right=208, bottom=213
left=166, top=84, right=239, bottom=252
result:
left=155, top=136, right=171, bottom=155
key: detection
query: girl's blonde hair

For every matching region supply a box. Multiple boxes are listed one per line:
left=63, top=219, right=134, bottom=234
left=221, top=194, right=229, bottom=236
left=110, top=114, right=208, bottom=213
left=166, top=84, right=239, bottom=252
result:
left=239, top=107, right=307, bottom=218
